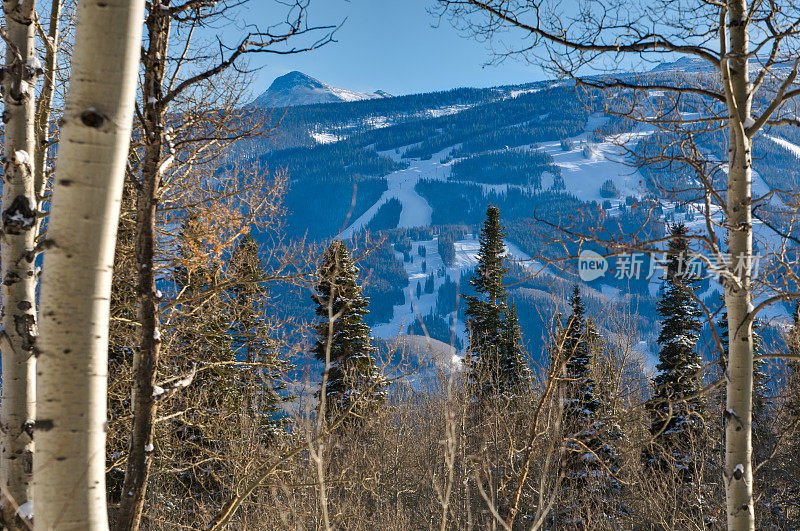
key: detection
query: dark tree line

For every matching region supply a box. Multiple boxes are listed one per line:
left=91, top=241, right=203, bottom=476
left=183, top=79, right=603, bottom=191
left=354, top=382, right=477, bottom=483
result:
left=450, top=148, right=554, bottom=188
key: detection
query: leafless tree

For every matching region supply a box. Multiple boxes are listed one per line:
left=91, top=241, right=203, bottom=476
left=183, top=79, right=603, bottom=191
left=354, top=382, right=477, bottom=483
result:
left=0, top=0, right=72, bottom=524
left=112, top=2, right=337, bottom=528
left=433, top=1, right=800, bottom=527
left=33, top=0, right=144, bottom=527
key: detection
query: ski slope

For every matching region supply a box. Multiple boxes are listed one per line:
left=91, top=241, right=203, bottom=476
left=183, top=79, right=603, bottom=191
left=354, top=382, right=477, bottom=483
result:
left=337, top=149, right=450, bottom=239
left=372, top=235, right=539, bottom=346
left=339, top=114, right=652, bottom=239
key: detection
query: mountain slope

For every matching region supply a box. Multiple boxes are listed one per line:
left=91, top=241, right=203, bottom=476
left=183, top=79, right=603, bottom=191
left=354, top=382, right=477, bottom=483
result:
left=251, top=71, right=391, bottom=108
left=246, top=72, right=796, bottom=368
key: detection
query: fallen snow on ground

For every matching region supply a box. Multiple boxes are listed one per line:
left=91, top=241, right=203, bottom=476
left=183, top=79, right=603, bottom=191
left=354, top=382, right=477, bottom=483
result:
left=335, top=112, right=793, bottom=338
left=508, top=87, right=543, bottom=98
left=425, top=104, right=475, bottom=118
left=372, top=235, right=540, bottom=347
left=337, top=149, right=451, bottom=239
left=310, top=132, right=342, bottom=144
left=534, top=116, right=650, bottom=203
left=763, top=133, right=800, bottom=158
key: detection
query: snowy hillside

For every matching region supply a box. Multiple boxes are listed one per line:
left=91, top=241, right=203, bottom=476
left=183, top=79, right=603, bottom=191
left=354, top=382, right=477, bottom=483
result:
left=372, top=235, right=535, bottom=345
left=249, top=74, right=799, bottom=368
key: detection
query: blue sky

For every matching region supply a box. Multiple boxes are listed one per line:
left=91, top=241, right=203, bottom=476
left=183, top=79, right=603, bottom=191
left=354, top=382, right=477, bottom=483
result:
left=231, top=0, right=546, bottom=98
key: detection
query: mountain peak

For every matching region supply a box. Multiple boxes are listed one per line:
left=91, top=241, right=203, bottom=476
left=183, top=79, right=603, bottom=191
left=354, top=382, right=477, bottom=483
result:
left=267, top=71, right=327, bottom=92
left=251, top=71, right=391, bottom=108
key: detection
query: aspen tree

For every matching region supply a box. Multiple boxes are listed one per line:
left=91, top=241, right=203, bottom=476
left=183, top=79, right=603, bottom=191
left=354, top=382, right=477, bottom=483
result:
left=0, top=0, right=39, bottom=525
left=33, top=0, right=144, bottom=528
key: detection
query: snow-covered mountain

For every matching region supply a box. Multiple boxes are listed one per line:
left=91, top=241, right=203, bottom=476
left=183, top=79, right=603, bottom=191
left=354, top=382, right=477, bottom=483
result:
left=250, top=71, right=391, bottom=108
left=248, top=69, right=796, bottom=368
left=649, top=56, right=715, bottom=73
left=651, top=55, right=796, bottom=73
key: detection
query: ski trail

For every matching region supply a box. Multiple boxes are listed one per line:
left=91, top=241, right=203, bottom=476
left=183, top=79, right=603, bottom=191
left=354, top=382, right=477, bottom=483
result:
left=337, top=149, right=450, bottom=239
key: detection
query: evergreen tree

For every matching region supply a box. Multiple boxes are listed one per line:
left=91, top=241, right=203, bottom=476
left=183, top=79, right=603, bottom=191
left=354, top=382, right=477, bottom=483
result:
left=464, top=206, right=529, bottom=397
left=774, top=303, right=800, bottom=522
left=160, top=217, right=255, bottom=499
left=425, top=271, right=435, bottom=293
left=646, top=223, right=706, bottom=473
left=227, top=235, right=292, bottom=436
left=499, top=304, right=532, bottom=391
left=558, top=288, right=614, bottom=473
left=783, top=303, right=800, bottom=422
left=312, top=240, right=385, bottom=419
left=552, top=288, right=620, bottom=526
left=561, top=285, right=601, bottom=418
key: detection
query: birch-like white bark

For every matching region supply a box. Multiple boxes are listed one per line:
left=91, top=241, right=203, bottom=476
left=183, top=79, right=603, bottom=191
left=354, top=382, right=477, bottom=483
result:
left=33, top=0, right=145, bottom=528
left=1, top=0, right=39, bottom=526
left=724, top=1, right=755, bottom=529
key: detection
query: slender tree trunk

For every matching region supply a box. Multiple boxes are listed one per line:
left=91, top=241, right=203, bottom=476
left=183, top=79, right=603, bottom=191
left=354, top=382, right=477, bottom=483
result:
left=0, top=1, right=39, bottom=526
left=115, top=7, right=170, bottom=530
left=724, top=1, right=755, bottom=529
left=33, top=0, right=62, bottom=204
left=33, top=0, right=144, bottom=528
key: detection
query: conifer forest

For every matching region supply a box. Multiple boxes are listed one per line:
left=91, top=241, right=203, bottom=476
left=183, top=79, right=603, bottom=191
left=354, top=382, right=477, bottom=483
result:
left=5, top=0, right=800, bottom=529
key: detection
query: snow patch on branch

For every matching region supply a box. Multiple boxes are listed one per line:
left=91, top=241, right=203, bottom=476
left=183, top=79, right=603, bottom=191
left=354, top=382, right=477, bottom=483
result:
left=26, top=57, right=42, bottom=71
left=158, top=155, right=174, bottom=175
left=152, top=363, right=197, bottom=402
left=15, top=501, right=33, bottom=520
left=12, top=150, right=30, bottom=165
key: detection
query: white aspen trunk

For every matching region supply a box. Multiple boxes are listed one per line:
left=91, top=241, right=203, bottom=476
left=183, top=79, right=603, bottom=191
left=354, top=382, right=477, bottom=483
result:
left=33, top=0, right=144, bottom=528
left=725, top=1, right=755, bottom=529
left=1, top=0, right=39, bottom=527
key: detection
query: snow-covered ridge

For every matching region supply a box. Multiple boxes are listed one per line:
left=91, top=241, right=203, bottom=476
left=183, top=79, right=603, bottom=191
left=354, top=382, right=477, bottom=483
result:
left=251, top=71, right=391, bottom=108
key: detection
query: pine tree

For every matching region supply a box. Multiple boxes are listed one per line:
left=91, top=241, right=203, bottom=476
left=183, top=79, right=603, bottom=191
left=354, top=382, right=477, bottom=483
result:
left=464, top=206, right=530, bottom=397
left=558, top=288, right=612, bottom=472
left=552, top=288, right=619, bottom=526
left=783, top=303, right=800, bottom=422
left=499, top=304, right=532, bottom=392
left=227, top=235, right=292, bottom=436
left=312, top=240, right=385, bottom=419
left=646, top=223, right=706, bottom=474
left=160, top=217, right=253, bottom=501
left=561, top=285, right=601, bottom=419
left=774, top=304, right=800, bottom=522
